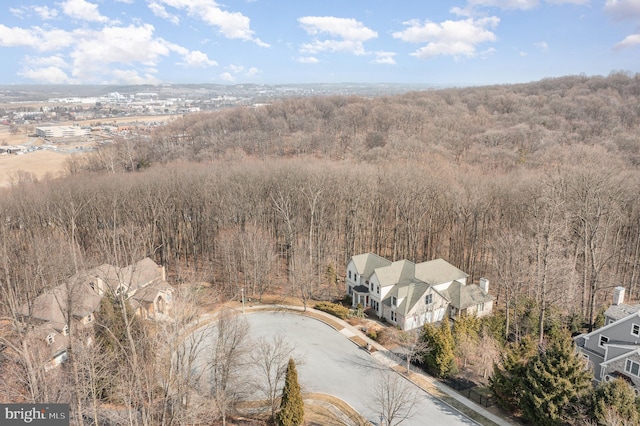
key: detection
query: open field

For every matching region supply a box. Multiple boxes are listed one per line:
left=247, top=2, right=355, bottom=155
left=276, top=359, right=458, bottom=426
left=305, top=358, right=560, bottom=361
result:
left=0, top=114, right=178, bottom=187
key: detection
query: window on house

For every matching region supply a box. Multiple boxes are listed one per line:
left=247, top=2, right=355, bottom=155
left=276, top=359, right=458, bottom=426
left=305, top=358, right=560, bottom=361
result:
left=632, top=324, right=640, bottom=337
left=348, top=270, right=352, bottom=279
left=62, top=324, right=69, bottom=336
left=626, top=359, right=640, bottom=377
left=425, top=294, right=433, bottom=305
left=599, top=335, right=609, bottom=348
left=376, top=285, right=380, bottom=294
left=370, top=282, right=374, bottom=291
left=86, top=313, right=93, bottom=323
left=478, top=302, right=485, bottom=312
left=391, top=296, right=397, bottom=307
left=390, top=311, right=397, bottom=322
left=46, top=333, right=55, bottom=345
left=348, top=286, right=353, bottom=295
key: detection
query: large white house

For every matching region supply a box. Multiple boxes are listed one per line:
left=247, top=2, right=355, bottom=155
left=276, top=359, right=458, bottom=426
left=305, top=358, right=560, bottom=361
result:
left=575, top=287, right=640, bottom=393
left=345, top=253, right=493, bottom=330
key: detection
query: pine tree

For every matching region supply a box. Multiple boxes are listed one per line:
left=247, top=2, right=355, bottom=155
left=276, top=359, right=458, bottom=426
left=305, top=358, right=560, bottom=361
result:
left=489, top=336, right=537, bottom=411
left=519, top=333, right=592, bottom=425
left=592, top=377, right=640, bottom=424
left=422, top=317, right=458, bottom=378
left=276, top=358, right=304, bottom=426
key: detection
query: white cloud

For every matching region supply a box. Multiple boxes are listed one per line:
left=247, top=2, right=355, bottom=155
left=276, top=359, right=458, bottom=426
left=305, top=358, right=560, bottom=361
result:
left=520, top=51, right=528, bottom=56
left=180, top=50, right=217, bottom=67
left=0, top=25, right=41, bottom=48
left=605, top=0, right=640, bottom=21
left=22, top=55, right=69, bottom=68
left=467, top=0, right=539, bottom=9
left=18, top=66, right=71, bottom=84
left=0, top=25, right=75, bottom=51
left=222, top=64, right=260, bottom=77
left=228, top=64, right=245, bottom=73
left=298, top=16, right=377, bottom=56
left=0, top=21, right=218, bottom=83
left=220, top=72, right=235, bottom=82
left=535, top=41, right=549, bottom=52
left=546, top=0, right=589, bottom=4
left=393, top=17, right=499, bottom=59
left=156, top=0, right=269, bottom=46
left=32, top=6, right=59, bottom=20
left=10, top=8, right=25, bottom=19
left=110, top=69, right=161, bottom=84
left=148, top=2, right=180, bottom=25
left=69, top=24, right=173, bottom=79
left=296, top=56, right=319, bottom=63
left=371, top=51, right=397, bottom=65
left=614, top=33, right=640, bottom=49
left=59, top=0, right=109, bottom=23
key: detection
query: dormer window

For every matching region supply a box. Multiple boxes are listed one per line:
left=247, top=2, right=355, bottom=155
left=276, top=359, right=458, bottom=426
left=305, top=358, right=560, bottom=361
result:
left=85, top=313, right=94, bottom=324
left=392, top=296, right=397, bottom=307
left=62, top=324, right=69, bottom=336
left=46, top=333, right=55, bottom=345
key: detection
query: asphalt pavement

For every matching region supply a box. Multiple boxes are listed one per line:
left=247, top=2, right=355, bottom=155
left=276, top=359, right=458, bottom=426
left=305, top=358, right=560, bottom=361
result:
left=242, top=311, right=478, bottom=426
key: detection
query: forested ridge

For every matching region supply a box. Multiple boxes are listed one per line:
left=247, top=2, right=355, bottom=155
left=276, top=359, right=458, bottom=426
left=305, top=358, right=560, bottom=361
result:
left=1, top=72, right=640, bottom=423
left=7, top=72, right=640, bottom=326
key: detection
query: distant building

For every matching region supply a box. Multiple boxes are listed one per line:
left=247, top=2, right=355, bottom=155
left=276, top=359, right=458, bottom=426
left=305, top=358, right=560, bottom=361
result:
left=35, top=126, right=91, bottom=138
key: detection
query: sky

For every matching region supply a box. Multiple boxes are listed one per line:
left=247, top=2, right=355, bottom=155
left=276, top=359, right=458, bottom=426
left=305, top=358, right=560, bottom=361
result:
left=0, top=0, right=638, bottom=86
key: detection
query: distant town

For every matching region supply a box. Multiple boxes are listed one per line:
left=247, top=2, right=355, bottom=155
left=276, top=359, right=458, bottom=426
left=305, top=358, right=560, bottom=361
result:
left=0, top=82, right=430, bottom=156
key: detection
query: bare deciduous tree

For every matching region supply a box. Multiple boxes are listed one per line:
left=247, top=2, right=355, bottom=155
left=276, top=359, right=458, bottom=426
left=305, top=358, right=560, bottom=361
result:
left=370, top=370, right=419, bottom=426
left=206, top=309, right=251, bottom=426
left=250, top=334, right=296, bottom=421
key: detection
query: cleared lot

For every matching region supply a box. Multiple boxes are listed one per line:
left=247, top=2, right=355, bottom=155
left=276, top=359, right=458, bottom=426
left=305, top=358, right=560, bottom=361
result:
left=238, top=311, right=477, bottom=426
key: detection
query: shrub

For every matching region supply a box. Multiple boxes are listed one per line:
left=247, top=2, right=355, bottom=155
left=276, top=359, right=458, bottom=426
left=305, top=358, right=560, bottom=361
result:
left=315, top=302, right=350, bottom=320
left=367, top=329, right=378, bottom=341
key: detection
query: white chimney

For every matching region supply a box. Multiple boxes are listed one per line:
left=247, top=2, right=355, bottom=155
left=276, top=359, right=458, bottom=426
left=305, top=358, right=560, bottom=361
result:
left=479, top=277, right=489, bottom=293
left=613, top=286, right=625, bottom=305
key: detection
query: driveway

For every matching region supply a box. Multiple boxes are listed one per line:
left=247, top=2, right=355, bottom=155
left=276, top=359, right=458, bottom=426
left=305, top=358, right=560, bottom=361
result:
left=241, top=311, right=477, bottom=426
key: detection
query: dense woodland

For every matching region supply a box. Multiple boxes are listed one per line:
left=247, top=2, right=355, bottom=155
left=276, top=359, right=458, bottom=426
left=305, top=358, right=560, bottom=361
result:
left=2, top=72, right=640, bottom=424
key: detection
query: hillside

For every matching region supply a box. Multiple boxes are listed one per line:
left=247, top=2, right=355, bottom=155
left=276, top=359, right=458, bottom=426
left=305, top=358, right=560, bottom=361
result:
left=4, top=72, right=640, bottom=333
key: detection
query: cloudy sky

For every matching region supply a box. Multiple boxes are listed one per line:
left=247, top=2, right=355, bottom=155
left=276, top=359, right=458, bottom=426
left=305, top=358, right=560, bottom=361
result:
left=0, top=0, right=638, bottom=86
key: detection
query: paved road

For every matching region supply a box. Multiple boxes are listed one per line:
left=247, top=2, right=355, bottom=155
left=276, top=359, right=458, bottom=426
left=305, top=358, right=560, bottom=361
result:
left=239, top=311, right=477, bottom=426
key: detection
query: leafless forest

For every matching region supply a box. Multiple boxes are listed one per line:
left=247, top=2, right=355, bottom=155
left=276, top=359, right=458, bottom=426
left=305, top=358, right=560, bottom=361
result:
left=6, top=73, right=640, bottom=326
left=2, top=74, right=640, bottom=417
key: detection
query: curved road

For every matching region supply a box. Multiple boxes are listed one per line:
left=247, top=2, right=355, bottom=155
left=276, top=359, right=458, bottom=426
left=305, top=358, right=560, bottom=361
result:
left=239, top=311, right=477, bottom=426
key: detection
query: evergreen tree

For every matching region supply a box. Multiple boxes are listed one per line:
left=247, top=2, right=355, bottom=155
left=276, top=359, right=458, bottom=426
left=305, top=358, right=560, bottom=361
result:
left=422, top=317, right=457, bottom=378
left=592, top=377, right=640, bottom=425
left=519, top=333, right=592, bottom=425
left=489, top=336, right=537, bottom=411
left=276, top=358, right=304, bottom=426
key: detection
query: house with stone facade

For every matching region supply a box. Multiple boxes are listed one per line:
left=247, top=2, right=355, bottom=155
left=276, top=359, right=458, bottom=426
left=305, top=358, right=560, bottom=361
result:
left=17, top=257, right=174, bottom=370
left=345, top=253, right=493, bottom=330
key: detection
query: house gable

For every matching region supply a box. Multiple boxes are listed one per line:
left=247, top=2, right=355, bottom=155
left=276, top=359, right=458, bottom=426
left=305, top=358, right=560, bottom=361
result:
left=578, top=311, right=640, bottom=356
left=347, top=253, right=487, bottom=330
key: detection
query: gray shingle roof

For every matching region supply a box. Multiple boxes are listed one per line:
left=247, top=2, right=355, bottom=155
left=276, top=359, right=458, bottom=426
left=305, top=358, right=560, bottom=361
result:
left=351, top=253, right=392, bottom=278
